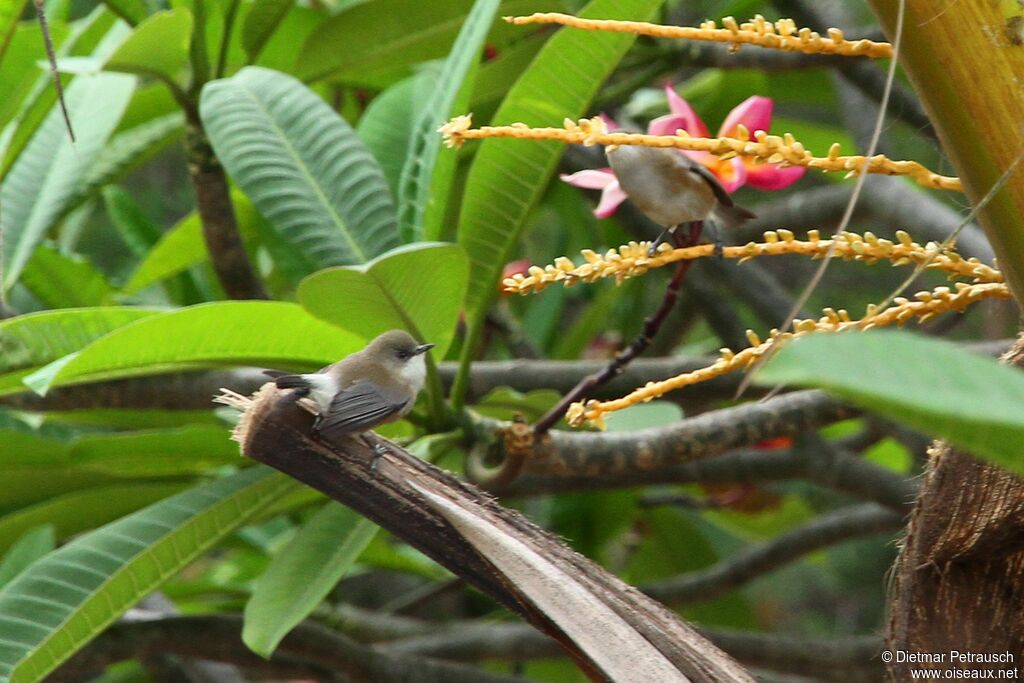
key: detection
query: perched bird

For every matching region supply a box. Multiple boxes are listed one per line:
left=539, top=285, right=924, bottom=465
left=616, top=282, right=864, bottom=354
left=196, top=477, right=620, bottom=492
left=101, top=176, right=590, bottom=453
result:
left=264, top=330, right=433, bottom=459
left=605, top=144, right=756, bottom=255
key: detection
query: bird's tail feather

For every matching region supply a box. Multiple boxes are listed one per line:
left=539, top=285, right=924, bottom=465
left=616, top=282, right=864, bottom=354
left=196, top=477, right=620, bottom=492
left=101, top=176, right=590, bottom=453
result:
left=262, top=370, right=311, bottom=392
left=714, top=203, right=757, bottom=229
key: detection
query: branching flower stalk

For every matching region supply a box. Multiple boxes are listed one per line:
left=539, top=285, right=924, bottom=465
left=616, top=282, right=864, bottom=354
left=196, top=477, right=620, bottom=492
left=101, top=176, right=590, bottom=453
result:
left=567, top=279, right=1010, bottom=429
left=500, top=229, right=1008, bottom=429
left=504, top=13, right=895, bottom=59
left=502, top=230, right=1004, bottom=295
left=439, top=116, right=962, bottom=192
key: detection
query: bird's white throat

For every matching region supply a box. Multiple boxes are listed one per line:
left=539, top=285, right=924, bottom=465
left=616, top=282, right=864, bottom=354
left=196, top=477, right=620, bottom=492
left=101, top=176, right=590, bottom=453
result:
left=401, top=354, right=427, bottom=392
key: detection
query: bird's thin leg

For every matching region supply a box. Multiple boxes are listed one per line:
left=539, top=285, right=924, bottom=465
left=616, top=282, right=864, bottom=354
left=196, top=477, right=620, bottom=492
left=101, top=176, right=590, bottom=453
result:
left=700, top=220, right=724, bottom=258
left=361, top=433, right=390, bottom=472
left=647, top=227, right=676, bottom=257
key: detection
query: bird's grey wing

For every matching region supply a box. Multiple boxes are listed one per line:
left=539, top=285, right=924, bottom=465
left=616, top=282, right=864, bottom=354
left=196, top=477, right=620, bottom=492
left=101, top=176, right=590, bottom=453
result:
left=317, top=381, right=409, bottom=439
left=679, top=157, right=736, bottom=208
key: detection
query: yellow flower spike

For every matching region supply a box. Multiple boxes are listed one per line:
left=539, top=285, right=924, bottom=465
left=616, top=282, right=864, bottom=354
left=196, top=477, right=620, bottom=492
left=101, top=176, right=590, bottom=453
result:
left=746, top=329, right=762, bottom=346
left=735, top=123, right=751, bottom=141
left=807, top=229, right=821, bottom=241
left=764, top=231, right=779, bottom=243
left=778, top=229, right=795, bottom=241
left=720, top=348, right=735, bottom=361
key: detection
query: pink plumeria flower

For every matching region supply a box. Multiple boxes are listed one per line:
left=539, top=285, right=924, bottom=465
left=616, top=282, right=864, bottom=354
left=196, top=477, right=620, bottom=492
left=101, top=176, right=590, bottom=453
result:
left=561, top=86, right=804, bottom=217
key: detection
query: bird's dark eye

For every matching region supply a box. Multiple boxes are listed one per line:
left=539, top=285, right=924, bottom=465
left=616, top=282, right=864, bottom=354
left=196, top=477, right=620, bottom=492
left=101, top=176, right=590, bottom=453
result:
left=396, top=350, right=410, bottom=360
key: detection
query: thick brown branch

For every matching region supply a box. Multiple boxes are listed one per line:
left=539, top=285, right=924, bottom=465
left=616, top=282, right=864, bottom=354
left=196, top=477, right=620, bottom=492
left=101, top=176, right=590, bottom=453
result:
left=183, top=110, right=267, bottom=300
left=236, top=385, right=754, bottom=682
left=474, top=389, right=857, bottom=485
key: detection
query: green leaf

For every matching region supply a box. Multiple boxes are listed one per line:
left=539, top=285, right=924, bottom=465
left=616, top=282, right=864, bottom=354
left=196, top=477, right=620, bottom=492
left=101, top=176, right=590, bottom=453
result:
left=397, top=0, right=499, bottom=242
left=451, top=0, right=664, bottom=406
left=124, top=190, right=257, bottom=293
left=200, top=66, right=400, bottom=268
left=0, top=526, right=55, bottom=591
left=295, top=0, right=538, bottom=85
left=0, top=483, right=187, bottom=557
left=241, top=0, right=291, bottom=62
left=457, top=0, right=663, bottom=313
left=0, top=467, right=296, bottom=683
left=100, top=0, right=145, bottom=25
left=0, top=0, right=31, bottom=65
left=69, top=425, right=240, bottom=477
left=297, top=243, right=468, bottom=358
left=0, top=71, right=136, bottom=292
left=0, top=307, right=158, bottom=397
left=243, top=503, right=377, bottom=657
left=102, top=185, right=162, bottom=256
left=20, top=243, right=116, bottom=308
left=61, top=113, right=184, bottom=220
left=23, top=301, right=363, bottom=395
left=357, top=65, right=439, bottom=196
left=105, top=9, right=193, bottom=82
left=757, top=330, right=1024, bottom=475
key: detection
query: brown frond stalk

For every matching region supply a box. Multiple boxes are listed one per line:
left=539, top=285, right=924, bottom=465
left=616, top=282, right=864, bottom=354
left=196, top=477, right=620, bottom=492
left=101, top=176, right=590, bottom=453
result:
left=439, top=116, right=963, bottom=192
left=568, top=281, right=1011, bottom=429
left=505, top=13, right=894, bottom=59
left=503, top=230, right=1002, bottom=296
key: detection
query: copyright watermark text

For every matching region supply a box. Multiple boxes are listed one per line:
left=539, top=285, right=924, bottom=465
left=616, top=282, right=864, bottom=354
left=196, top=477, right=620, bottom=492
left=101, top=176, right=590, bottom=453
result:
left=882, top=650, right=1019, bottom=679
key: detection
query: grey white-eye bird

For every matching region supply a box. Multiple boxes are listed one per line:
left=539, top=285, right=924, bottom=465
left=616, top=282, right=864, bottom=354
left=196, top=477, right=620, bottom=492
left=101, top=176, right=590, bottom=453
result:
left=605, top=143, right=756, bottom=255
left=263, top=330, right=433, bottom=457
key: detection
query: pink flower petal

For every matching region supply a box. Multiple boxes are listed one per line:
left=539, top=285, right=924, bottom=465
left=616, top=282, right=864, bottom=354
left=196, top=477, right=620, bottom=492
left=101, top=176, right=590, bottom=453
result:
left=560, top=168, right=616, bottom=190
left=720, top=96, right=773, bottom=137
left=713, top=157, right=748, bottom=194
left=599, top=112, right=620, bottom=131
left=594, top=179, right=627, bottom=218
left=661, top=85, right=709, bottom=137
left=745, top=162, right=805, bottom=191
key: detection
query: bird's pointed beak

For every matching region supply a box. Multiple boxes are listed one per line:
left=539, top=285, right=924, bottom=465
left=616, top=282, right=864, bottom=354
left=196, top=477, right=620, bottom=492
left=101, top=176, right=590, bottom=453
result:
left=414, top=343, right=434, bottom=355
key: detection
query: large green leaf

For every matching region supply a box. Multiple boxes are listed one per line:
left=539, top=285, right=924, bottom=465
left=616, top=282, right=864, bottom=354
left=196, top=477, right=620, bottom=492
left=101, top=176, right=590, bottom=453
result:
left=0, top=71, right=136, bottom=292
left=61, top=113, right=184, bottom=220
left=19, top=243, right=116, bottom=308
left=397, top=0, right=498, bottom=242
left=456, top=0, right=663, bottom=311
left=241, top=0, right=291, bottom=62
left=0, top=527, right=55, bottom=591
left=757, top=330, right=1024, bottom=475
left=100, top=0, right=145, bottom=25
left=124, top=190, right=257, bottom=293
left=243, top=503, right=377, bottom=657
left=297, top=243, right=468, bottom=358
left=295, top=0, right=538, bottom=85
left=200, top=66, right=399, bottom=268
left=0, top=467, right=296, bottom=683
left=0, top=307, right=158, bottom=397
left=0, top=0, right=31, bottom=65
left=104, top=9, right=192, bottom=82
left=0, top=483, right=187, bottom=557
left=357, top=65, right=439, bottom=196
left=452, top=0, right=664, bottom=404
left=69, top=425, right=240, bottom=477
left=23, top=301, right=363, bottom=395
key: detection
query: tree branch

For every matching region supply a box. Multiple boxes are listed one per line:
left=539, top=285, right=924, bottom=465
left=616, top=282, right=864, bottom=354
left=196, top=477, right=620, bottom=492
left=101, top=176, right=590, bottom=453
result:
left=231, top=385, right=755, bottom=682
left=182, top=108, right=267, bottom=300
left=53, top=614, right=528, bottom=683
left=533, top=225, right=702, bottom=436
left=642, top=503, right=902, bottom=605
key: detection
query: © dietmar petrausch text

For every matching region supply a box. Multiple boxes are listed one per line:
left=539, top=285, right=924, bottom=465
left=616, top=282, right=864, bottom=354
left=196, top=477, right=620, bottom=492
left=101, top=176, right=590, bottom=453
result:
left=882, top=650, right=1019, bottom=679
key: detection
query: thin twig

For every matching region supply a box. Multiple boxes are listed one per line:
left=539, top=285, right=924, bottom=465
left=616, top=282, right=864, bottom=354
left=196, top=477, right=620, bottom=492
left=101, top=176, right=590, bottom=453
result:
left=533, top=225, right=701, bottom=436
left=33, top=0, right=74, bottom=142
